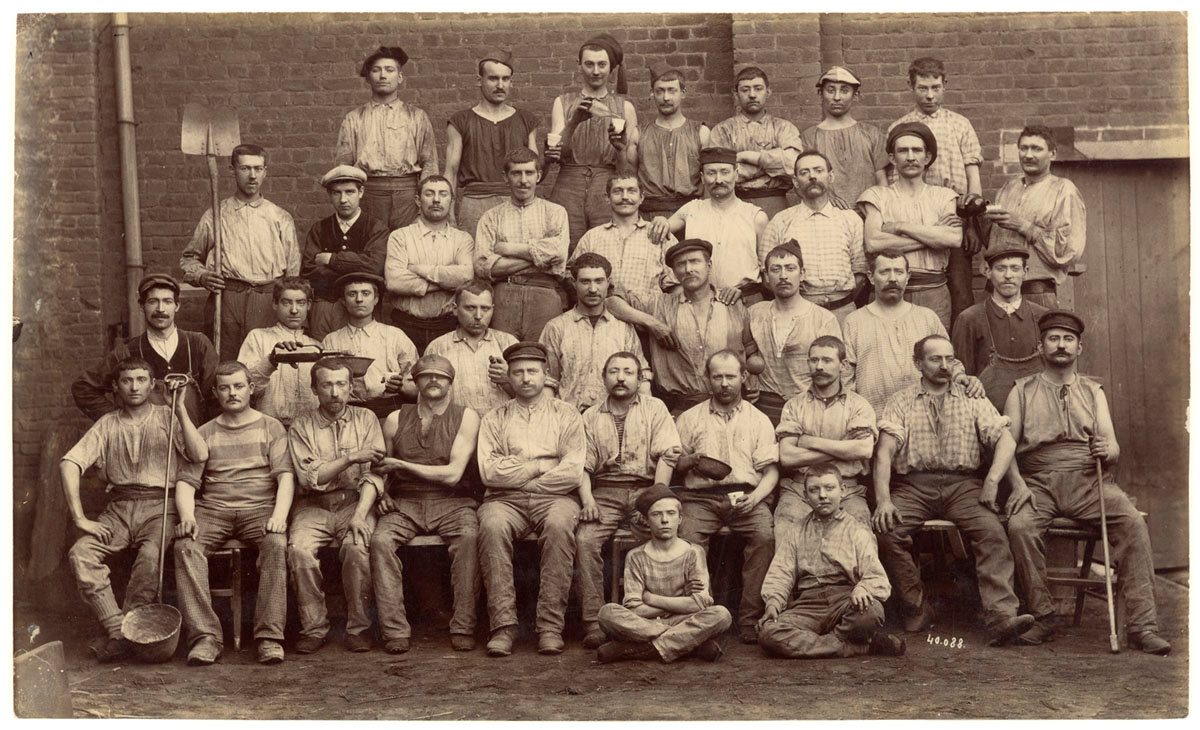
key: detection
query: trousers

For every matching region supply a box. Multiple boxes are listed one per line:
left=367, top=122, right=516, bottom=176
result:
left=490, top=281, right=565, bottom=342
left=677, top=492, right=775, bottom=627
left=205, top=285, right=277, bottom=362
left=904, top=284, right=952, bottom=333
left=370, top=495, right=480, bottom=639
left=575, top=485, right=653, bottom=632
left=759, top=583, right=884, bottom=658
left=549, top=164, right=614, bottom=254
left=287, top=497, right=377, bottom=639
left=390, top=309, right=458, bottom=355
left=362, top=175, right=420, bottom=231
left=173, top=503, right=287, bottom=648
left=456, top=193, right=508, bottom=241
left=598, top=603, right=732, bottom=663
left=309, top=299, right=349, bottom=342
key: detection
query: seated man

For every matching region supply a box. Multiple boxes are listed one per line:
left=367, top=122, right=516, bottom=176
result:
left=174, top=361, right=293, bottom=666
left=674, top=350, right=779, bottom=644
left=775, top=336, right=876, bottom=537
left=595, top=484, right=731, bottom=663
left=369, top=354, right=482, bottom=654
left=873, top=335, right=1035, bottom=645
left=476, top=342, right=585, bottom=657
left=238, top=276, right=321, bottom=427
left=62, top=357, right=207, bottom=662
left=577, top=351, right=681, bottom=649
left=287, top=358, right=386, bottom=654
left=758, top=464, right=905, bottom=659
left=1004, top=311, right=1170, bottom=654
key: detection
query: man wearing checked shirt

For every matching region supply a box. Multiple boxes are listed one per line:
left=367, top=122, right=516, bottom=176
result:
left=569, top=174, right=675, bottom=296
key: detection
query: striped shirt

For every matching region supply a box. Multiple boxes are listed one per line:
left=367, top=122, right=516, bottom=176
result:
left=424, top=327, right=518, bottom=414
left=570, top=219, right=675, bottom=295
left=180, top=197, right=300, bottom=285
left=888, top=107, right=982, bottom=194
left=709, top=112, right=803, bottom=192
left=675, top=399, right=778, bottom=490
left=856, top=183, right=961, bottom=274
left=179, top=413, right=290, bottom=510
left=477, top=394, right=585, bottom=496
left=776, top=388, right=876, bottom=495
left=622, top=542, right=713, bottom=611
left=990, top=174, right=1087, bottom=286
left=878, top=382, right=1010, bottom=475
left=474, top=198, right=570, bottom=280
left=384, top=218, right=475, bottom=319
left=761, top=511, right=891, bottom=614
left=238, top=323, right=321, bottom=426
left=336, top=98, right=439, bottom=177
left=322, top=320, right=418, bottom=400
left=583, top=394, right=681, bottom=481
left=745, top=299, right=846, bottom=399
left=675, top=198, right=763, bottom=288
left=540, top=306, right=647, bottom=409
left=62, top=405, right=189, bottom=499
left=758, top=202, right=866, bottom=296
left=620, top=286, right=749, bottom=398
left=288, top=405, right=385, bottom=494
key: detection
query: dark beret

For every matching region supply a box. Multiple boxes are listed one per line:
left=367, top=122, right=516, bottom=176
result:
left=886, top=122, right=938, bottom=167
left=665, top=239, right=713, bottom=265
left=635, top=484, right=680, bottom=517
left=360, top=46, right=408, bottom=77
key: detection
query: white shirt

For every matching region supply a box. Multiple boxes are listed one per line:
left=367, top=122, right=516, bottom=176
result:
left=146, top=327, right=179, bottom=362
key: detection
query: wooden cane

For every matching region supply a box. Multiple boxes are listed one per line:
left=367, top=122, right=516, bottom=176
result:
left=1091, top=444, right=1121, bottom=653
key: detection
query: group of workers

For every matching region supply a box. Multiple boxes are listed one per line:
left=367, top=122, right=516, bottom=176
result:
left=59, top=34, right=1170, bottom=671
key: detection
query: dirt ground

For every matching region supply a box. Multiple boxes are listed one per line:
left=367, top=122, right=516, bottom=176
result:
left=14, top=568, right=1188, bottom=720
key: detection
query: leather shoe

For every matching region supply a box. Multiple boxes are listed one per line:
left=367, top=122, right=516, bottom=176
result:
left=345, top=632, right=373, bottom=653
left=486, top=626, right=518, bottom=657
left=256, top=639, right=284, bottom=664
left=187, top=636, right=222, bottom=666
left=1129, top=630, right=1171, bottom=656
left=597, top=640, right=660, bottom=663
left=295, top=635, right=325, bottom=654
left=94, top=636, right=132, bottom=664
left=738, top=625, right=759, bottom=644
left=691, top=638, right=723, bottom=662
left=987, top=614, right=1036, bottom=646
left=1013, top=619, right=1056, bottom=646
left=537, top=632, right=565, bottom=655
left=450, top=634, right=476, bottom=651
left=582, top=628, right=607, bottom=650
left=384, top=638, right=411, bottom=654
left=903, top=600, right=935, bottom=633
left=868, top=631, right=907, bottom=656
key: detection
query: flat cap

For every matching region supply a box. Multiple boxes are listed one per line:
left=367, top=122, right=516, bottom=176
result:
left=360, top=46, right=408, bottom=77
left=665, top=239, right=713, bottom=265
left=320, top=164, right=367, bottom=189
left=635, top=484, right=680, bottom=517
left=886, top=122, right=938, bottom=166
left=699, top=147, right=737, bottom=167
left=412, top=354, right=455, bottom=381
left=816, top=66, right=862, bottom=87
left=503, top=341, right=548, bottom=363
left=479, top=48, right=513, bottom=70
left=982, top=243, right=1030, bottom=265
left=333, top=271, right=385, bottom=293
left=138, top=273, right=180, bottom=299
left=1038, top=310, right=1085, bottom=336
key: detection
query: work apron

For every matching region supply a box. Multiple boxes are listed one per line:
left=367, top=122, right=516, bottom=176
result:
left=977, top=313, right=1041, bottom=412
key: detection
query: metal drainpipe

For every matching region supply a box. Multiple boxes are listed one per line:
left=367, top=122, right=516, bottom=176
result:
left=112, top=13, right=144, bottom=335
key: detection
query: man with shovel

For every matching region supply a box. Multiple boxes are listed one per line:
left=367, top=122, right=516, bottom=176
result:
left=62, top=358, right=208, bottom=662
left=180, top=143, right=300, bottom=362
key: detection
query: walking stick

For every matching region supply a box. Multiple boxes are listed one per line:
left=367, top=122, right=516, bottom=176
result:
left=1085, top=426, right=1121, bottom=654
left=158, top=373, right=191, bottom=599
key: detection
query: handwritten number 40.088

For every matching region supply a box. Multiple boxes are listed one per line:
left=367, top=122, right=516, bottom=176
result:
left=927, top=634, right=964, bottom=649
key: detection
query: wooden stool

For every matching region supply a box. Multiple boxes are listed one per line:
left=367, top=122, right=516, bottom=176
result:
left=1045, top=516, right=1133, bottom=629
left=209, top=539, right=249, bottom=651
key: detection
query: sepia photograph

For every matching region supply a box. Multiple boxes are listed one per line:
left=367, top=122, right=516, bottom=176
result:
left=9, top=6, right=1189, bottom=720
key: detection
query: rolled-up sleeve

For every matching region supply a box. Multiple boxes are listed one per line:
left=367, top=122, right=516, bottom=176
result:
left=750, top=415, right=780, bottom=472
left=648, top=401, right=682, bottom=469
left=877, top=394, right=908, bottom=447
left=473, top=211, right=502, bottom=280
left=288, top=421, right=326, bottom=490
left=529, top=206, right=569, bottom=276
left=972, top=399, right=1011, bottom=449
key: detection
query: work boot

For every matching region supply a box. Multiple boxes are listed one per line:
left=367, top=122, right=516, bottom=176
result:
left=582, top=626, right=607, bottom=649
left=1013, top=619, right=1057, bottom=646
left=384, top=638, right=411, bottom=654
left=450, top=634, right=476, bottom=652
left=868, top=632, right=907, bottom=656
left=691, top=638, right=724, bottom=662
left=486, top=626, right=518, bottom=657
left=256, top=639, right=284, bottom=665
left=903, top=600, right=935, bottom=633
left=537, top=632, right=565, bottom=655
left=987, top=614, right=1036, bottom=646
left=345, top=632, right=373, bottom=653
left=94, top=636, right=132, bottom=664
left=187, top=636, right=222, bottom=666
left=1128, top=631, right=1171, bottom=656
left=738, top=625, right=759, bottom=644
left=596, top=640, right=660, bottom=664
left=294, top=635, right=325, bottom=654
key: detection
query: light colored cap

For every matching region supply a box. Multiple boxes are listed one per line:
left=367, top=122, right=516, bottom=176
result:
left=320, top=165, right=367, bottom=188
left=816, top=66, right=862, bottom=87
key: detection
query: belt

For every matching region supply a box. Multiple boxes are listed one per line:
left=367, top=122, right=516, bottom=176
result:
left=460, top=181, right=510, bottom=197
left=499, top=272, right=560, bottom=289
left=1022, top=280, right=1056, bottom=295
left=803, top=290, right=856, bottom=310
left=685, top=482, right=754, bottom=495
left=223, top=278, right=275, bottom=293
left=593, top=476, right=653, bottom=490
left=366, top=173, right=420, bottom=185
left=640, top=194, right=697, bottom=213
left=737, top=186, right=788, bottom=200
left=301, top=488, right=359, bottom=512
left=905, top=271, right=948, bottom=292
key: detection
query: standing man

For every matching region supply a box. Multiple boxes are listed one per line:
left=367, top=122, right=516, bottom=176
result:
left=1003, top=311, right=1169, bottom=653
left=674, top=350, right=779, bottom=644
left=759, top=151, right=867, bottom=323
left=605, top=240, right=751, bottom=415
left=743, top=242, right=844, bottom=424
left=384, top=175, right=475, bottom=352
left=985, top=126, right=1087, bottom=308
left=632, top=63, right=709, bottom=219
left=173, top=361, right=292, bottom=666
left=287, top=358, right=386, bottom=654
left=546, top=34, right=637, bottom=250
left=62, top=358, right=207, bottom=662
left=425, top=280, right=519, bottom=414
left=595, top=485, right=731, bottom=664
left=369, top=354, right=482, bottom=653
left=570, top=174, right=674, bottom=296
left=322, top=272, right=418, bottom=406
left=649, top=147, right=769, bottom=299
left=800, top=67, right=888, bottom=207
left=873, top=335, right=1035, bottom=645
left=950, top=245, right=1048, bottom=411
left=301, top=165, right=389, bottom=341
left=775, top=336, right=876, bottom=536
left=709, top=67, right=803, bottom=220
left=476, top=342, right=585, bottom=657
left=540, top=253, right=648, bottom=410
left=238, top=277, right=321, bottom=428
left=73, top=274, right=217, bottom=425
left=474, top=148, right=570, bottom=342
left=576, top=351, right=681, bottom=649
left=859, top=122, right=962, bottom=331
left=889, top=58, right=983, bottom=325
left=445, top=50, right=539, bottom=237
left=337, top=45, right=438, bottom=230
left=180, top=143, right=300, bottom=362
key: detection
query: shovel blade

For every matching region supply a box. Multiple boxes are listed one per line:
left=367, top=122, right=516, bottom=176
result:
left=181, top=103, right=241, bottom=156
